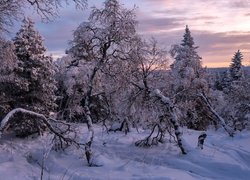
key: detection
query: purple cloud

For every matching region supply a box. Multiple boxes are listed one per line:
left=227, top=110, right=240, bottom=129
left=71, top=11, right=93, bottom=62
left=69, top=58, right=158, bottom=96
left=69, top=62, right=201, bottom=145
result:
left=11, top=0, right=250, bottom=67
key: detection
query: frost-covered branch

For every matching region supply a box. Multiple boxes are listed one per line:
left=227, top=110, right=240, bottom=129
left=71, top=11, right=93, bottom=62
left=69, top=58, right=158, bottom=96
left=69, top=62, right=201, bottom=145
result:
left=0, top=108, right=84, bottom=147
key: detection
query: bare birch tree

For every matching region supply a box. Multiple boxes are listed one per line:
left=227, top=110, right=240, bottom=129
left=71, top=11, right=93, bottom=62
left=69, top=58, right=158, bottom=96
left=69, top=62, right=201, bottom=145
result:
left=67, top=0, right=137, bottom=166
left=127, top=39, right=188, bottom=154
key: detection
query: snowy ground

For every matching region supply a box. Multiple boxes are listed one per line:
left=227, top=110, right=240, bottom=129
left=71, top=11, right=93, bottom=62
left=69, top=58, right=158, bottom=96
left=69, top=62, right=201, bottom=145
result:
left=0, top=125, right=249, bottom=180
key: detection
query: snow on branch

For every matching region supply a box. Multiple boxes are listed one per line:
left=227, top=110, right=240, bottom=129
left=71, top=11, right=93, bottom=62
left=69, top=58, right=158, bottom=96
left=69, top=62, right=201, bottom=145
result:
left=152, top=89, right=172, bottom=105
left=0, top=108, right=84, bottom=147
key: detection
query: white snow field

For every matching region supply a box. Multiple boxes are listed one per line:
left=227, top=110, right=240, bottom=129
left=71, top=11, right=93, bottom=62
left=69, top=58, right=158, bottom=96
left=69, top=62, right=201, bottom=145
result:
left=0, top=125, right=249, bottom=180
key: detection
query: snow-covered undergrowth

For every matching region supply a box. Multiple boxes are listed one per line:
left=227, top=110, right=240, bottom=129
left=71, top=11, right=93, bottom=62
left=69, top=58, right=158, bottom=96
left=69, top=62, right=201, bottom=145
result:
left=0, top=125, right=249, bottom=180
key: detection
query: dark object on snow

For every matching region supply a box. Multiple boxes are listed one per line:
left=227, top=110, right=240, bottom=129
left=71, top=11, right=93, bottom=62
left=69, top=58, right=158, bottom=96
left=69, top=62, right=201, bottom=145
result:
left=197, top=132, right=207, bottom=149
left=109, top=118, right=129, bottom=135
left=85, top=141, right=92, bottom=166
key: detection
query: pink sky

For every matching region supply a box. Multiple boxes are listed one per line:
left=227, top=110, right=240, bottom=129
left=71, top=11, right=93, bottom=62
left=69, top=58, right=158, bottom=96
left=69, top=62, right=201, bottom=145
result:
left=23, top=0, right=250, bottom=67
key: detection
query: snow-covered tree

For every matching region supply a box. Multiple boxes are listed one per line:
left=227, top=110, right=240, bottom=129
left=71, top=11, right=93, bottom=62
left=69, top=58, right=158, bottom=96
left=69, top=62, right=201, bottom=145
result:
left=11, top=18, right=57, bottom=137
left=219, top=50, right=244, bottom=93
left=126, top=37, right=170, bottom=127
left=171, top=25, right=203, bottom=80
left=116, top=37, right=189, bottom=154
left=229, top=50, right=244, bottom=82
left=217, top=51, right=244, bottom=94
left=219, top=51, right=250, bottom=131
left=170, top=25, right=210, bottom=130
left=14, top=18, right=46, bottom=60
left=67, top=0, right=137, bottom=165
left=55, top=55, right=110, bottom=123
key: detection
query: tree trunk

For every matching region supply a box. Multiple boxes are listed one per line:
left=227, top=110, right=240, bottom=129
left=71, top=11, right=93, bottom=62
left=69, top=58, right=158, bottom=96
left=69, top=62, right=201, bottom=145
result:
left=198, top=92, right=234, bottom=137
left=83, top=58, right=106, bottom=166
left=152, top=89, right=187, bottom=154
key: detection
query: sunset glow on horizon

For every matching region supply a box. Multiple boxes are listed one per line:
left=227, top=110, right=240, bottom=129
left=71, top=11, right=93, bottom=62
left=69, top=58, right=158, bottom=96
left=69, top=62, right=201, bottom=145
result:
left=28, top=0, right=250, bottom=68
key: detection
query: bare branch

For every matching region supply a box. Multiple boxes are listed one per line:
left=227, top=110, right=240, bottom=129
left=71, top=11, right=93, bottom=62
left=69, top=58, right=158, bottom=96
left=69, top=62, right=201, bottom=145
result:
left=25, top=0, right=87, bottom=21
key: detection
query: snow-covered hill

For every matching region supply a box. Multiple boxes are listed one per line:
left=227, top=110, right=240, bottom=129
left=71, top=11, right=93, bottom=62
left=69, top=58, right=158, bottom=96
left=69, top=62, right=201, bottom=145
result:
left=0, top=125, right=249, bottom=180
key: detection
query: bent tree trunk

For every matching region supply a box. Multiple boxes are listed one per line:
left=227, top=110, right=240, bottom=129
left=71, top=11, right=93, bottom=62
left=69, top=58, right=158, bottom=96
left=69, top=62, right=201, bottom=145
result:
left=198, top=92, right=234, bottom=137
left=152, top=89, right=187, bottom=154
left=0, top=108, right=82, bottom=148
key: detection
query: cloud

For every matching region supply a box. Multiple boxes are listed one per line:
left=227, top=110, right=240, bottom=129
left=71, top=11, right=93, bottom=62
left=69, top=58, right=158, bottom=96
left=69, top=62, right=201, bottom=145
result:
left=132, top=0, right=250, bottom=67
left=142, top=29, right=250, bottom=67
left=34, top=5, right=89, bottom=54
left=230, top=0, right=250, bottom=8
left=191, top=31, right=250, bottom=67
left=138, top=17, right=183, bottom=33
left=25, top=0, right=250, bottom=67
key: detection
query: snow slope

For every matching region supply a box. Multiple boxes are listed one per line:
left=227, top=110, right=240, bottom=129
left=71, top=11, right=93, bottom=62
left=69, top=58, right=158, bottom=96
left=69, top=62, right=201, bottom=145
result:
left=0, top=125, right=249, bottom=180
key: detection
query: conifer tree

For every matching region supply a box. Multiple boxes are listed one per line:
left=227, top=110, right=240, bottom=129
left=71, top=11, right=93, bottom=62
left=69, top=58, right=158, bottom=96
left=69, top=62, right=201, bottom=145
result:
left=170, top=25, right=209, bottom=130
left=229, top=50, right=244, bottom=81
left=181, top=25, right=195, bottom=48
left=11, top=18, right=56, bottom=137
left=220, top=50, right=244, bottom=93
left=172, top=25, right=203, bottom=79
left=222, top=50, right=249, bottom=130
left=13, top=18, right=56, bottom=114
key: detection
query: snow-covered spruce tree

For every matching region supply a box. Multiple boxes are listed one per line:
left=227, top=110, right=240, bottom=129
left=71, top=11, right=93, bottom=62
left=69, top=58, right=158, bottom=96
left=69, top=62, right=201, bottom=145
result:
left=220, top=50, right=244, bottom=93
left=11, top=18, right=57, bottom=137
left=220, top=51, right=250, bottom=131
left=219, top=50, right=244, bottom=93
left=170, top=26, right=234, bottom=136
left=170, top=25, right=211, bottom=130
left=229, top=50, right=244, bottom=82
left=67, top=0, right=137, bottom=166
